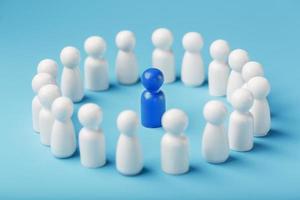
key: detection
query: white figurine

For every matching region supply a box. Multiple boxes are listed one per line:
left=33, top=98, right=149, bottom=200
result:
left=84, top=36, right=109, bottom=91
left=208, top=39, right=230, bottom=96
left=32, top=73, right=55, bottom=133
left=116, top=110, right=143, bottom=176
left=60, top=46, right=84, bottom=102
left=115, top=30, right=139, bottom=85
left=247, top=77, right=271, bottom=137
left=181, top=32, right=205, bottom=87
left=228, top=88, right=254, bottom=151
left=241, top=61, right=264, bottom=89
left=51, top=97, right=76, bottom=158
left=226, top=49, right=249, bottom=102
left=202, top=100, right=229, bottom=163
left=38, top=84, right=61, bottom=146
left=152, top=28, right=176, bottom=83
left=161, top=109, right=189, bottom=175
left=78, top=103, right=106, bottom=168
left=37, top=59, right=58, bottom=82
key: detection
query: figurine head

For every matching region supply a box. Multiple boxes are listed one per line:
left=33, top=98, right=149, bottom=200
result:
left=116, top=30, right=136, bottom=52
left=78, top=103, right=103, bottom=130
left=84, top=36, right=106, bottom=58
left=37, top=59, right=58, bottom=79
left=162, top=108, right=189, bottom=135
left=209, top=39, right=230, bottom=62
left=182, top=32, right=203, bottom=53
left=141, top=68, right=164, bottom=92
left=242, top=61, right=264, bottom=82
left=228, top=49, right=249, bottom=72
left=52, top=97, right=73, bottom=122
left=203, top=100, right=227, bottom=125
left=117, top=110, right=139, bottom=136
left=247, top=77, right=270, bottom=100
left=152, top=28, right=173, bottom=50
left=60, top=46, right=80, bottom=68
left=231, top=88, right=254, bottom=113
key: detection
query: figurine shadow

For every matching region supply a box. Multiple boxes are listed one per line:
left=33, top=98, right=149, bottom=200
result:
left=107, top=83, right=120, bottom=92
left=223, top=155, right=238, bottom=165
left=173, top=75, right=181, bottom=83
left=266, top=128, right=290, bottom=140
left=79, top=94, right=98, bottom=104
left=139, top=167, right=152, bottom=176
left=251, top=142, right=271, bottom=153
left=188, top=165, right=201, bottom=174
left=201, top=79, right=208, bottom=87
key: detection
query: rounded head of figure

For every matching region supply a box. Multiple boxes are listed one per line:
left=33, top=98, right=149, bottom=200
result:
left=203, top=100, right=227, bottom=125
left=37, top=59, right=58, bottom=78
left=52, top=97, right=73, bottom=122
left=115, top=30, right=136, bottom=52
left=152, top=28, right=173, bottom=50
left=231, top=88, right=254, bottom=113
left=38, top=84, right=61, bottom=109
left=182, top=32, right=203, bottom=53
left=242, top=61, right=264, bottom=82
left=209, top=39, right=230, bottom=61
left=228, top=49, right=249, bottom=72
left=117, top=110, right=139, bottom=136
left=247, top=77, right=270, bottom=100
left=32, top=73, right=55, bottom=94
left=60, top=46, right=80, bottom=68
left=141, top=68, right=164, bottom=92
left=162, top=108, right=189, bottom=135
left=84, top=36, right=106, bottom=58
left=78, top=103, right=103, bottom=130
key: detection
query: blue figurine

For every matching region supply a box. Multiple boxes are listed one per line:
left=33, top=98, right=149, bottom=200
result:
left=141, top=68, right=166, bottom=128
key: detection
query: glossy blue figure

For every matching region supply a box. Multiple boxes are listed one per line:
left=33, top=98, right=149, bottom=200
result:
left=141, top=68, right=166, bottom=128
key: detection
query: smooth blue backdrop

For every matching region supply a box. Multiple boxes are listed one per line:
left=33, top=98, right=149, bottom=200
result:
left=0, top=0, right=299, bottom=199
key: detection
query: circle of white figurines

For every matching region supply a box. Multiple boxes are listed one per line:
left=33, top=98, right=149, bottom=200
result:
left=32, top=28, right=272, bottom=176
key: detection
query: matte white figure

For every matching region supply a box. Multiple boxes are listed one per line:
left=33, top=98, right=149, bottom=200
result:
left=152, top=28, right=175, bottom=83
left=60, top=46, right=84, bottom=102
left=181, top=32, right=205, bottom=87
left=202, top=100, right=229, bottom=163
left=228, top=89, right=254, bottom=151
left=247, top=77, right=271, bottom=137
left=38, top=84, right=61, bottom=146
left=115, top=30, right=139, bottom=85
left=32, top=73, right=55, bottom=132
left=84, top=36, right=109, bottom=91
left=37, top=59, right=58, bottom=82
left=161, top=109, right=189, bottom=175
left=78, top=103, right=106, bottom=168
left=51, top=97, right=76, bottom=158
left=208, top=39, right=231, bottom=96
left=226, top=49, right=249, bottom=102
left=241, top=61, right=264, bottom=89
left=116, top=110, right=143, bottom=176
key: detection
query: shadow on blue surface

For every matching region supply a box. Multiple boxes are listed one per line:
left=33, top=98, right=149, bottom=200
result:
left=252, top=141, right=272, bottom=153
left=267, top=129, right=290, bottom=140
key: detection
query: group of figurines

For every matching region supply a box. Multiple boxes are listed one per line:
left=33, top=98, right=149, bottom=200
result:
left=31, top=28, right=271, bottom=176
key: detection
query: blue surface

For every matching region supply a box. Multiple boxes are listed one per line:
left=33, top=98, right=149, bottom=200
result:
left=1, top=0, right=300, bottom=199
left=141, top=68, right=165, bottom=128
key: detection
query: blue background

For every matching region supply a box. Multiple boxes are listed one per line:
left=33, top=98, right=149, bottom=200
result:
left=1, top=0, right=300, bottom=199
